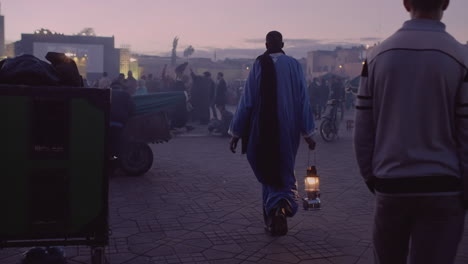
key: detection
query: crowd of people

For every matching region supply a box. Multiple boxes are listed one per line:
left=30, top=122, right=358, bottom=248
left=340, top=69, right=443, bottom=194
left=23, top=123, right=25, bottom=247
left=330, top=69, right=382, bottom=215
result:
left=95, top=65, right=234, bottom=136
left=308, top=75, right=354, bottom=120
left=92, top=64, right=356, bottom=139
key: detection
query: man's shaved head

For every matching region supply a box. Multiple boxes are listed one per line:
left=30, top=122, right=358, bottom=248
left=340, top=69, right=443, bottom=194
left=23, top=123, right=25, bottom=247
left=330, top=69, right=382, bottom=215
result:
left=266, top=31, right=284, bottom=51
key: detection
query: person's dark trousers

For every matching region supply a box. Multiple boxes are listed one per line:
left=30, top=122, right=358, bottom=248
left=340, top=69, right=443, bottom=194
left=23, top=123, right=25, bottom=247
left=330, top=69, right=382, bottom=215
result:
left=339, top=100, right=345, bottom=120
left=315, top=104, right=323, bottom=119
left=200, top=105, right=210, bottom=125
left=311, top=103, right=318, bottom=119
left=319, top=101, right=327, bottom=116
left=210, top=104, right=218, bottom=120
left=373, top=194, right=465, bottom=264
left=110, top=124, right=124, bottom=157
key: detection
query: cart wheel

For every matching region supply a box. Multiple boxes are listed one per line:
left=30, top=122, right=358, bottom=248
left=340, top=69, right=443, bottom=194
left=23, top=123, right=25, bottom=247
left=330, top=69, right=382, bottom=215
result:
left=120, top=142, right=154, bottom=176
left=91, top=247, right=105, bottom=264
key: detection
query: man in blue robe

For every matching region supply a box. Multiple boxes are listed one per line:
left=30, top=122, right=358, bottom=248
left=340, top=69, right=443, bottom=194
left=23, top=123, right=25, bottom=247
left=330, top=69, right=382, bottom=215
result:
left=229, top=31, right=316, bottom=236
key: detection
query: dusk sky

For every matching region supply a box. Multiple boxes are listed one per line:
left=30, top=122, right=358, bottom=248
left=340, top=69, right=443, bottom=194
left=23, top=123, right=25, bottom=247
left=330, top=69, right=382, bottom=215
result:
left=2, top=0, right=468, bottom=58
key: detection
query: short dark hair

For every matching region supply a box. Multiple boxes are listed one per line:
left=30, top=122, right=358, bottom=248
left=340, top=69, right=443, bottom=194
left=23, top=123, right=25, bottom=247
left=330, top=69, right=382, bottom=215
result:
left=409, top=0, right=445, bottom=11
left=266, top=31, right=283, bottom=48
left=103, top=72, right=108, bottom=77
left=218, top=72, right=224, bottom=77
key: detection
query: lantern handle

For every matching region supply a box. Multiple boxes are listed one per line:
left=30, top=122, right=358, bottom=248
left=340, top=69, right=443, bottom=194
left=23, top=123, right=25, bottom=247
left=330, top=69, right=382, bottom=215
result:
left=308, top=150, right=317, bottom=167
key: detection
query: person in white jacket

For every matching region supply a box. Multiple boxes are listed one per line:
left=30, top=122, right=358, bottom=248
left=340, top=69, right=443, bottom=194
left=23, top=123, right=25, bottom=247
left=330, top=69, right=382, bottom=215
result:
left=354, top=0, right=468, bottom=263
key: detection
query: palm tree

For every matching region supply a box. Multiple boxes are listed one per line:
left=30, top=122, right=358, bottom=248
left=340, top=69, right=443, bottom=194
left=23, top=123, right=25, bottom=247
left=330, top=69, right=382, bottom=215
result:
left=171, top=36, right=179, bottom=66
left=183, top=45, right=195, bottom=62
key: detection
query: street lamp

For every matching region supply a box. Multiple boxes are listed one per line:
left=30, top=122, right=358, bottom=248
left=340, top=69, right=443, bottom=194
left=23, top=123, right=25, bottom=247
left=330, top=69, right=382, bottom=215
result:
left=303, top=165, right=321, bottom=210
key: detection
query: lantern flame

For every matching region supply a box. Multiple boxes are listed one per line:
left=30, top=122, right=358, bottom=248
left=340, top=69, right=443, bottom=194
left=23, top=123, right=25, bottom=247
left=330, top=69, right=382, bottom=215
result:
left=305, top=175, right=320, bottom=192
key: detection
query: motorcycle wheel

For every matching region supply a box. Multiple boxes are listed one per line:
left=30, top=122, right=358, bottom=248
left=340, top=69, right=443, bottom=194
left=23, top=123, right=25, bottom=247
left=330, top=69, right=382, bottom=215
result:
left=120, top=142, right=154, bottom=176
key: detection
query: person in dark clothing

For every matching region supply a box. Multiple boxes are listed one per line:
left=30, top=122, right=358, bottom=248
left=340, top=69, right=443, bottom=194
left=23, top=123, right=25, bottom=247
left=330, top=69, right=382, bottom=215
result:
left=309, top=78, right=321, bottom=119
left=330, top=76, right=345, bottom=101
left=215, top=72, right=228, bottom=109
left=190, top=69, right=211, bottom=125
left=204, top=72, right=217, bottom=120
left=208, top=104, right=233, bottom=136
left=110, top=80, right=135, bottom=156
left=330, top=76, right=345, bottom=119
left=170, top=63, right=192, bottom=130
left=317, top=79, right=329, bottom=116
left=170, top=75, right=191, bottom=130
left=111, top=73, right=128, bottom=92
left=126, top=70, right=137, bottom=95
left=161, top=64, right=175, bottom=92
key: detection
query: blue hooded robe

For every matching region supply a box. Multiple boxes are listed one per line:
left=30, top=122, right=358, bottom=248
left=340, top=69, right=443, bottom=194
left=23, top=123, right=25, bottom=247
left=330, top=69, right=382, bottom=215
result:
left=229, top=53, right=315, bottom=216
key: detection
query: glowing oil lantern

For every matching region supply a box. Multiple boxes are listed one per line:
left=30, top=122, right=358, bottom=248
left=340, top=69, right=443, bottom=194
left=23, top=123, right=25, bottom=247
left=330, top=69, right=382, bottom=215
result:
left=303, top=165, right=321, bottom=210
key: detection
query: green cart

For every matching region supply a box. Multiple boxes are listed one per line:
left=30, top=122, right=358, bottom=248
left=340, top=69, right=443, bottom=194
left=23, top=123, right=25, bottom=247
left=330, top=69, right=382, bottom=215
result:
left=0, top=85, right=110, bottom=264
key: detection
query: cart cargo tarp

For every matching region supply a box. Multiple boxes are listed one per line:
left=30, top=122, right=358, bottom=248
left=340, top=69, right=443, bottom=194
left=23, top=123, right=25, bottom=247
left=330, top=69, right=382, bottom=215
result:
left=125, top=92, right=185, bottom=143
left=132, top=91, right=186, bottom=116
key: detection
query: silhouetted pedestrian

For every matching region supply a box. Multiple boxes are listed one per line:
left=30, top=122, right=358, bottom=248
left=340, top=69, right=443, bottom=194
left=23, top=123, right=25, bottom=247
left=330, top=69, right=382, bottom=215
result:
left=126, top=70, right=137, bottom=95
left=215, top=72, right=227, bottom=110
left=230, top=31, right=316, bottom=236
left=190, top=69, right=211, bottom=125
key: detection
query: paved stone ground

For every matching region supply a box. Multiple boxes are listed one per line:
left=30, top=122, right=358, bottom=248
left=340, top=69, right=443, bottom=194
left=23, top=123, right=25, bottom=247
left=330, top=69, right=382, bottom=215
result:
left=1, top=112, right=467, bottom=264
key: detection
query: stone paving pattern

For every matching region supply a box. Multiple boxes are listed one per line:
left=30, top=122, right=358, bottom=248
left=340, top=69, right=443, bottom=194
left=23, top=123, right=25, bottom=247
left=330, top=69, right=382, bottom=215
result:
left=1, top=113, right=467, bottom=263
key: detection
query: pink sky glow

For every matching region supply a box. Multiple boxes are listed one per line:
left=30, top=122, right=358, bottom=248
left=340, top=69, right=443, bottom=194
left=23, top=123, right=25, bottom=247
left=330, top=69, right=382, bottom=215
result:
left=2, top=0, right=467, bottom=58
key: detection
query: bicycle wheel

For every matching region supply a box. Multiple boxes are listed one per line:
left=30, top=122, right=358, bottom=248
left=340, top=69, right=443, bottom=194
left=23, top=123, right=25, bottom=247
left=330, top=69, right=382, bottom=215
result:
left=320, top=119, right=336, bottom=142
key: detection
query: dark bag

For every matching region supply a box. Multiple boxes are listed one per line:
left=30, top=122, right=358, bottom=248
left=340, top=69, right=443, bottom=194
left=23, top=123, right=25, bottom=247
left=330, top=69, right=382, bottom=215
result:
left=0, top=53, right=82, bottom=87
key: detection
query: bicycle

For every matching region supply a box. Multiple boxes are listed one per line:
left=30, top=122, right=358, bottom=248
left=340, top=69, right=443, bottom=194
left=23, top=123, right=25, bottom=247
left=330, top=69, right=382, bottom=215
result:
left=320, top=99, right=342, bottom=142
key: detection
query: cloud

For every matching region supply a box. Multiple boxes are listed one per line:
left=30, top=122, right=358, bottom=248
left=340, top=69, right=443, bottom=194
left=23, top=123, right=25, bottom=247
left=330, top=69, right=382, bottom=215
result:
left=140, top=36, right=381, bottom=59
left=193, top=48, right=264, bottom=59
left=244, top=38, right=264, bottom=44
left=244, top=38, right=323, bottom=46
left=199, top=37, right=374, bottom=59
left=360, top=37, right=382, bottom=42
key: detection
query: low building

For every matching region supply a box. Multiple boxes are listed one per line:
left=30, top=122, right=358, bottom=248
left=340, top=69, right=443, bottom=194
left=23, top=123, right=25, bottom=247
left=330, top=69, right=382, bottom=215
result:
left=306, top=46, right=366, bottom=81
left=14, top=29, right=120, bottom=82
left=5, top=42, right=14, bottom=58
left=0, top=13, right=5, bottom=57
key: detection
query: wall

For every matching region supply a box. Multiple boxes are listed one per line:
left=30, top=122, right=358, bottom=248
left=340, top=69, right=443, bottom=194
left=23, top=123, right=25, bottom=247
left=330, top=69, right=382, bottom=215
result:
left=15, top=34, right=119, bottom=82
left=307, top=47, right=366, bottom=81
left=0, top=16, right=4, bottom=57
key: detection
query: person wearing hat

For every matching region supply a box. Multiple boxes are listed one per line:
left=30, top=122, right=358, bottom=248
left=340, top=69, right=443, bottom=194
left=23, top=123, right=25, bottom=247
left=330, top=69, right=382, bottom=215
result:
left=229, top=31, right=316, bottom=236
